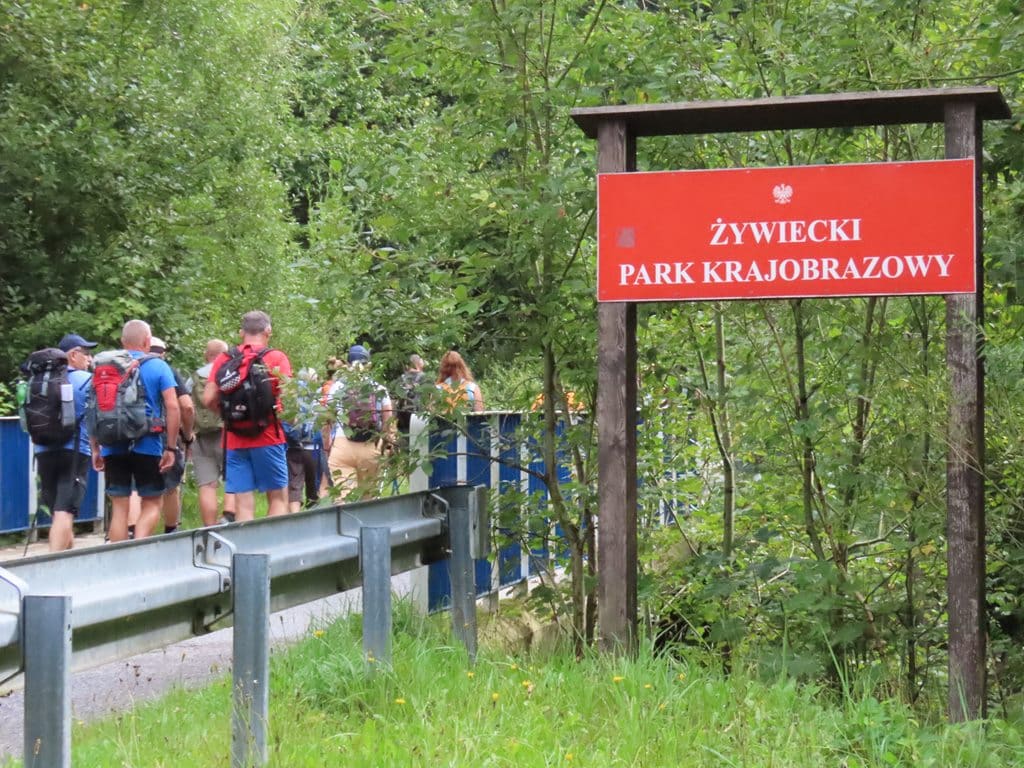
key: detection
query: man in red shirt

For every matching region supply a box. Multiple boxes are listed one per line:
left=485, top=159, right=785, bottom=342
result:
left=202, top=310, right=292, bottom=520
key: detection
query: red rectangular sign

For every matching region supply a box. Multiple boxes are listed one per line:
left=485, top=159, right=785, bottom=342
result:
left=597, top=159, right=976, bottom=302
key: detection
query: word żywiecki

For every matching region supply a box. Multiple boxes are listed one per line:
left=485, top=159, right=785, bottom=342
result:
left=708, top=217, right=863, bottom=246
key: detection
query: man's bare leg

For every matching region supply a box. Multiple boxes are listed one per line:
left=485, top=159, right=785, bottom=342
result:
left=267, top=487, right=288, bottom=517
left=48, top=510, right=75, bottom=552
left=234, top=492, right=255, bottom=522
left=198, top=482, right=219, bottom=527
left=133, top=494, right=162, bottom=539
left=162, top=487, right=181, bottom=532
left=126, top=489, right=142, bottom=536
left=108, top=497, right=131, bottom=542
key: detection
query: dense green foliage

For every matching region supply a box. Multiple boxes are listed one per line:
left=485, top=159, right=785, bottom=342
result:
left=2, top=0, right=1023, bottom=713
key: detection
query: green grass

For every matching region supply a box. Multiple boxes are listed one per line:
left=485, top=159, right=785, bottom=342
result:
left=19, top=608, right=1022, bottom=767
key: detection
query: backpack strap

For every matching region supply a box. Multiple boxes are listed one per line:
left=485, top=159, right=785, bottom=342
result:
left=252, top=347, right=281, bottom=438
left=229, top=345, right=274, bottom=382
left=134, top=353, right=166, bottom=433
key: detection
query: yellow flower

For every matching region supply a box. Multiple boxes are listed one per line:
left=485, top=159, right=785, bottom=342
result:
left=612, top=676, right=625, bottom=683
left=659, top=703, right=667, bottom=711
left=521, top=680, right=532, bottom=688
left=466, top=671, right=475, bottom=678
left=644, top=683, right=653, bottom=689
left=566, top=753, right=574, bottom=762
left=677, top=673, right=686, bottom=682
left=395, top=698, right=406, bottom=705
left=491, top=692, right=500, bottom=702
left=312, top=629, right=325, bottom=639
left=511, top=664, right=519, bottom=671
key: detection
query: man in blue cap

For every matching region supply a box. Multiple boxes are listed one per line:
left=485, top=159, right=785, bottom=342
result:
left=34, top=333, right=98, bottom=550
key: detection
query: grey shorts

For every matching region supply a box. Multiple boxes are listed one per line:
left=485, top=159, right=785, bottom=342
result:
left=191, top=431, right=223, bottom=486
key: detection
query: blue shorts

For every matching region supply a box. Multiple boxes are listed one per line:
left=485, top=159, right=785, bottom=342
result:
left=225, top=444, right=288, bottom=493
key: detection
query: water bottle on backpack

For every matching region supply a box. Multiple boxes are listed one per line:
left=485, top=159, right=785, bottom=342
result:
left=60, top=382, right=76, bottom=431
left=16, top=379, right=28, bottom=432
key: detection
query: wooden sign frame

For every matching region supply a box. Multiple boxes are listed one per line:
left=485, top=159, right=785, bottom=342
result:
left=571, top=87, right=1011, bottom=721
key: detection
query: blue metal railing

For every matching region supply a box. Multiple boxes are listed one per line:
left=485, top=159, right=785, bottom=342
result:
left=427, top=412, right=580, bottom=609
left=0, top=417, right=103, bottom=533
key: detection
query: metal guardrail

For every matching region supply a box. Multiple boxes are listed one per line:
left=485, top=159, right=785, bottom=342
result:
left=0, top=485, right=488, bottom=767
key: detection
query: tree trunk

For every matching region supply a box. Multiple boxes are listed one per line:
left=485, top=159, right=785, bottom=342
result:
left=714, top=306, right=735, bottom=559
left=541, top=340, right=586, bottom=654
left=792, top=299, right=826, bottom=562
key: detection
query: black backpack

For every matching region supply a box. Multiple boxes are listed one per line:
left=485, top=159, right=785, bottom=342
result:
left=215, top=346, right=278, bottom=437
left=394, top=370, right=424, bottom=433
left=20, top=348, right=77, bottom=447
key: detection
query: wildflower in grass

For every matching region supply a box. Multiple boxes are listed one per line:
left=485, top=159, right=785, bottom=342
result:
left=367, top=654, right=376, bottom=663
left=659, top=703, right=667, bottom=711
left=312, top=629, right=325, bottom=639
left=644, top=683, right=653, bottom=689
left=511, top=664, right=519, bottom=671
left=492, top=692, right=500, bottom=703
left=395, top=698, right=406, bottom=705
left=466, top=671, right=475, bottom=679
left=566, top=753, right=574, bottom=762
left=677, top=673, right=686, bottom=682
left=612, top=676, right=625, bottom=684
left=522, top=680, right=535, bottom=695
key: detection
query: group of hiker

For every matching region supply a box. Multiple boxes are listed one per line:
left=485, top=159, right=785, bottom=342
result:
left=17, top=310, right=486, bottom=552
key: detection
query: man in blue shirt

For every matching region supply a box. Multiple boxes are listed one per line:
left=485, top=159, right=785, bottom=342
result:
left=33, top=332, right=97, bottom=551
left=90, top=319, right=180, bottom=541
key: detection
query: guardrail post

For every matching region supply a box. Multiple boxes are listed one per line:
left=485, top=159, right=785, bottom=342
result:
left=449, top=488, right=478, bottom=662
left=23, top=594, right=72, bottom=768
left=231, top=553, right=270, bottom=768
left=361, top=526, right=392, bottom=669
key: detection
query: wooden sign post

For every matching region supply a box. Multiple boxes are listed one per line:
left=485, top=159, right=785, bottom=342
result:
left=572, top=87, right=1010, bottom=720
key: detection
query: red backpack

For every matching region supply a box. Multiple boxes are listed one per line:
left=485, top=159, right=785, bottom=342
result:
left=87, top=350, right=163, bottom=445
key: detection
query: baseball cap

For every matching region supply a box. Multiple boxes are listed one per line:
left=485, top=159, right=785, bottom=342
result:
left=150, top=337, right=168, bottom=353
left=348, top=344, right=370, bottom=363
left=58, top=333, right=98, bottom=353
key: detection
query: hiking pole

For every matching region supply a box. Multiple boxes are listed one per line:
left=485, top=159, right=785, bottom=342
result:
left=23, top=456, right=40, bottom=557
left=23, top=513, right=36, bottom=557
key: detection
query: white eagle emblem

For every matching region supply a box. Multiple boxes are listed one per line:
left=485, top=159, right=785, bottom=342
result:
left=772, top=183, right=793, bottom=204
